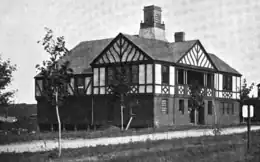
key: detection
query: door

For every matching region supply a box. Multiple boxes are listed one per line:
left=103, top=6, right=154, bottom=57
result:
left=198, top=106, right=205, bottom=125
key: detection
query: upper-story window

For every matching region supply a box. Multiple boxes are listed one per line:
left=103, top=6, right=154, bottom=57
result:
left=177, top=69, right=184, bottom=84
left=162, top=65, right=169, bottom=84
left=223, top=75, right=232, bottom=91
left=75, top=77, right=85, bottom=94
left=107, top=67, right=114, bottom=85
left=107, top=65, right=138, bottom=85
left=131, top=65, right=138, bottom=84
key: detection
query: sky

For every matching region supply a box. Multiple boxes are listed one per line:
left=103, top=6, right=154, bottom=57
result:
left=0, top=0, right=260, bottom=104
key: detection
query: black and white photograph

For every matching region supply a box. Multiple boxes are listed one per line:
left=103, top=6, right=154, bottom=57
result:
left=0, top=0, right=260, bottom=161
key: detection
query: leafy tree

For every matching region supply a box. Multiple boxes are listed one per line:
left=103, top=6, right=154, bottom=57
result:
left=239, top=78, right=255, bottom=102
left=0, top=55, right=17, bottom=116
left=109, top=65, right=131, bottom=130
left=36, top=27, right=73, bottom=157
left=238, top=78, right=255, bottom=122
left=189, top=80, right=205, bottom=125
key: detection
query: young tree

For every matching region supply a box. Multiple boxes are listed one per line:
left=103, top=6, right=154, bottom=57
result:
left=0, top=55, right=17, bottom=116
left=238, top=78, right=255, bottom=122
left=110, top=65, right=131, bottom=130
left=36, top=28, right=72, bottom=157
left=189, top=80, right=205, bottom=125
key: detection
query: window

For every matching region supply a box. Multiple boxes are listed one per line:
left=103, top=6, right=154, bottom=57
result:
left=208, top=101, right=213, bottom=115
left=177, top=69, right=184, bottom=84
left=107, top=67, right=114, bottom=85
left=223, top=75, right=232, bottom=91
left=224, top=103, right=229, bottom=114
left=220, top=102, right=234, bottom=115
left=161, top=99, right=168, bottom=114
left=179, top=99, right=184, bottom=114
left=76, top=77, right=85, bottom=94
left=162, top=65, right=169, bottom=84
left=131, top=65, right=138, bottom=84
left=207, top=73, right=213, bottom=88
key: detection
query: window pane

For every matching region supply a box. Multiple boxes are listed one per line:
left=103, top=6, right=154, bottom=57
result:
left=131, top=65, right=138, bottom=84
left=162, top=65, right=169, bottom=84
left=107, top=67, right=114, bottom=85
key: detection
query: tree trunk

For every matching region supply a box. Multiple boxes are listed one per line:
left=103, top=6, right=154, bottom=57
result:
left=120, top=94, right=124, bottom=131
left=55, top=90, right=62, bottom=157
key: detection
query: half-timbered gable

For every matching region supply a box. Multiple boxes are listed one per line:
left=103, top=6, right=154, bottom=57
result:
left=91, top=34, right=155, bottom=95
left=178, top=41, right=215, bottom=69
left=91, top=34, right=153, bottom=65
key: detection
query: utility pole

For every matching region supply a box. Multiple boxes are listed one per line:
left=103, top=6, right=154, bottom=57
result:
left=247, top=104, right=251, bottom=151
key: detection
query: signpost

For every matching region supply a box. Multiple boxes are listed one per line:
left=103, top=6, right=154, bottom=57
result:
left=242, top=105, right=254, bottom=151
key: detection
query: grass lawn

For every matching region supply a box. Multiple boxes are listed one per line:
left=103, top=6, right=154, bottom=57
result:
left=0, top=123, right=251, bottom=145
left=0, top=130, right=259, bottom=162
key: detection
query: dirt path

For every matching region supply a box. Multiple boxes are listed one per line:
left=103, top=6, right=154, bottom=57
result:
left=0, top=126, right=259, bottom=154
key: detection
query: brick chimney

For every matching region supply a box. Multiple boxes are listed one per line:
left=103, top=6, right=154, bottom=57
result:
left=174, top=32, right=185, bottom=42
left=139, top=5, right=167, bottom=41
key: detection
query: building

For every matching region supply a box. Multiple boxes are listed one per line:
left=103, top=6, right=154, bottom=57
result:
left=35, top=5, right=242, bottom=130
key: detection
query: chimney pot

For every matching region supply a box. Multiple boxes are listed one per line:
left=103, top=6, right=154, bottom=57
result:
left=174, top=32, right=185, bottom=42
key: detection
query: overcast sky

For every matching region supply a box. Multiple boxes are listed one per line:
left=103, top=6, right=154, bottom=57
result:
left=0, top=0, right=259, bottom=103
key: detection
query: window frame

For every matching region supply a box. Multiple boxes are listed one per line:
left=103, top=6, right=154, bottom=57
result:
left=131, top=65, right=139, bottom=84
left=223, top=75, right=232, bottom=91
left=162, top=65, right=169, bottom=84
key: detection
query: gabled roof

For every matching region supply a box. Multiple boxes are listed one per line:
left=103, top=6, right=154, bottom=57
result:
left=208, top=53, right=241, bottom=76
left=124, top=34, right=197, bottom=63
left=65, top=38, right=113, bottom=74
left=35, top=33, right=241, bottom=77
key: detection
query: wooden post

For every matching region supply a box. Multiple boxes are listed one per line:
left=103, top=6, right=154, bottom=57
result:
left=247, top=104, right=251, bottom=151
left=120, top=94, right=124, bottom=131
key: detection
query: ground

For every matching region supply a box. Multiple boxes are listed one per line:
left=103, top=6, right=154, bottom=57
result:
left=0, top=130, right=259, bottom=162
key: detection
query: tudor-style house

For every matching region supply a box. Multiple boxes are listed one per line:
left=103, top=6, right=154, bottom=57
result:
left=35, top=5, right=242, bottom=130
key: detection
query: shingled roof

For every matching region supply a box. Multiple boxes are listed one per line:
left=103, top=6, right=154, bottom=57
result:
left=124, top=34, right=197, bottom=63
left=35, top=33, right=241, bottom=77
left=208, top=53, right=241, bottom=75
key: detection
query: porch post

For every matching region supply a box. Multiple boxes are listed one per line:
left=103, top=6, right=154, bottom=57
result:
left=204, top=73, right=207, bottom=87
left=184, top=70, right=187, bottom=84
